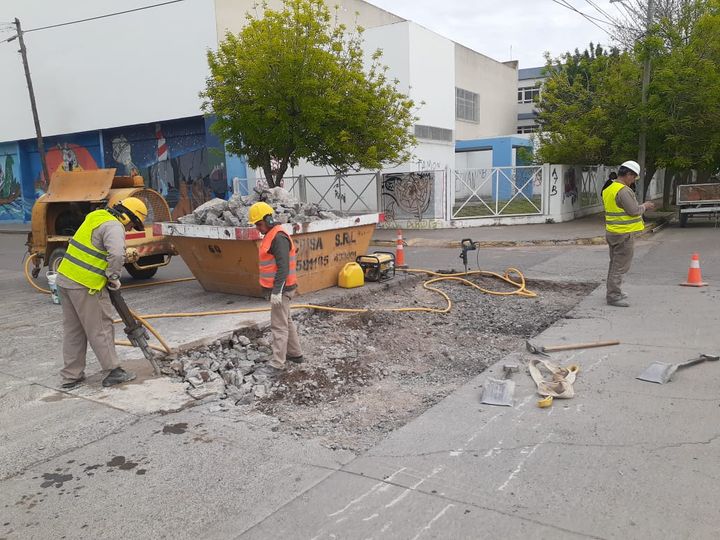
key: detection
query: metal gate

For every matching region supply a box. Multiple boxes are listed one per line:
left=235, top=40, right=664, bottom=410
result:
left=283, top=172, right=379, bottom=215
left=452, top=166, right=544, bottom=219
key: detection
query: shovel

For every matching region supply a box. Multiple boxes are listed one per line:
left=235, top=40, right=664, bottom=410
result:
left=481, top=364, right=519, bottom=407
left=636, top=354, right=720, bottom=384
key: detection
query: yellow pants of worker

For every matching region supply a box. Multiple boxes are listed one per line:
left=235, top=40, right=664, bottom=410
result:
left=269, top=289, right=303, bottom=369
left=59, top=286, right=119, bottom=381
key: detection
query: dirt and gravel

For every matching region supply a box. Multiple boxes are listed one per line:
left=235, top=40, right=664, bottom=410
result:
left=163, top=273, right=596, bottom=453
left=165, top=277, right=595, bottom=451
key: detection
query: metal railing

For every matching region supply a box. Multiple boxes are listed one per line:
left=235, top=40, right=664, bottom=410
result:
left=452, top=166, right=544, bottom=219
left=283, top=172, right=379, bottom=215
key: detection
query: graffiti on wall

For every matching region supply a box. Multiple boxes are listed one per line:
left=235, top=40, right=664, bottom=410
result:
left=381, top=171, right=434, bottom=221
left=0, top=146, right=22, bottom=221
left=103, top=117, right=226, bottom=219
left=563, top=167, right=578, bottom=204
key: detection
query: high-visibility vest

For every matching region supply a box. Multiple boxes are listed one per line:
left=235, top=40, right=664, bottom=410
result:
left=603, top=182, right=644, bottom=234
left=57, top=209, right=119, bottom=294
left=258, top=225, right=297, bottom=289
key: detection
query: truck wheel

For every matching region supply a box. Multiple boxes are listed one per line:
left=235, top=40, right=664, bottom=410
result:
left=679, top=211, right=688, bottom=228
left=47, top=247, right=66, bottom=273
left=124, top=264, right=159, bottom=280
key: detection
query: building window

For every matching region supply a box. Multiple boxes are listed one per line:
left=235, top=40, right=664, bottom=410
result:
left=455, top=87, right=479, bottom=122
left=518, top=86, right=540, bottom=104
left=415, top=124, right=453, bottom=142
left=517, top=125, right=538, bottom=134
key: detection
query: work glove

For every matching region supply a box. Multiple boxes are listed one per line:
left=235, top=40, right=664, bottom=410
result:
left=124, top=247, right=140, bottom=264
left=270, top=293, right=283, bottom=306
left=107, top=279, right=121, bottom=291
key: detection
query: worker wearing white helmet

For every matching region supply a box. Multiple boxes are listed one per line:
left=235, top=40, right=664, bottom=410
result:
left=602, top=160, right=655, bottom=307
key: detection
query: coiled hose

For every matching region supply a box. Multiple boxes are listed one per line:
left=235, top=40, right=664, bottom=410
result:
left=24, top=253, right=536, bottom=356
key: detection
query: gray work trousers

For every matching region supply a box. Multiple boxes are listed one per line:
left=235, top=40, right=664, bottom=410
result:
left=59, top=286, right=119, bottom=381
left=606, top=233, right=634, bottom=302
left=269, top=289, right=303, bottom=370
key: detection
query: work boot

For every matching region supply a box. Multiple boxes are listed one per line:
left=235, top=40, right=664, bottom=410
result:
left=620, top=292, right=628, bottom=299
left=102, top=367, right=136, bottom=387
left=253, top=364, right=284, bottom=381
left=287, top=355, right=304, bottom=364
left=607, top=299, right=630, bottom=307
left=61, top=376, right=85, bottom=389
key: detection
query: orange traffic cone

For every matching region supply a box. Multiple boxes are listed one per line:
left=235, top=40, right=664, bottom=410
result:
left=680, top=253, right=708, bottom=287
left=395, top=229, right=408, bottom=268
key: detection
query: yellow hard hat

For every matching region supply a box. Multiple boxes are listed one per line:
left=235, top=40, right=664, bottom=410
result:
left=248, top=201, right=274, bottom=225
left=114, top=197, right=148, bottom=230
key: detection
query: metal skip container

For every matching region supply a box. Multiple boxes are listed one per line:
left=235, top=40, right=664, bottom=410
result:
left=154, top=214, right=382, bottom=297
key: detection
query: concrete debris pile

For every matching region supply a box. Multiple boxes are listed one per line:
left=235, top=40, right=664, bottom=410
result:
left=177, top=187, right=339, bottom=227
left=163, top=324, right=384, bottom=406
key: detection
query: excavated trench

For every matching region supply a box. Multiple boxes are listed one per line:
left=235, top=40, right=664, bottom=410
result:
left=162, top=274, right=596, bottom=452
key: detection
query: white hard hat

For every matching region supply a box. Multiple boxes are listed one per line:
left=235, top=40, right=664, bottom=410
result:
left=620, top=160, right=641, bottom=175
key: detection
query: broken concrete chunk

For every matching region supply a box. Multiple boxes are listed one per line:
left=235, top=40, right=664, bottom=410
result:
left=236, top=335, right=252, bottom=347
left=187, top=379, right=226, bottom=400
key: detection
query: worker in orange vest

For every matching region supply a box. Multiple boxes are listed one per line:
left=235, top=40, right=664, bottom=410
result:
left=248, top=202, right=304, bottom=379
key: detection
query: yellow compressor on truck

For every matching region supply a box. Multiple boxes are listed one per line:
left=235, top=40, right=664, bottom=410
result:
left=27, top=168, right=176, bottom=280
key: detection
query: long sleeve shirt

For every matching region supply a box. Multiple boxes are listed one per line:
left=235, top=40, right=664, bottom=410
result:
left=267, top=232, right=296, bottom=295
left=615, top=185, right=646, bottom=217
left=57, top=219, right=126, bottom=289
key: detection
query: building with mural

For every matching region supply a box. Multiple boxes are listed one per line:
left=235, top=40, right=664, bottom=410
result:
left=1, top=0, right=518, bottom=223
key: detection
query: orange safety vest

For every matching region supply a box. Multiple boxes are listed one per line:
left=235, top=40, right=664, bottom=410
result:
left=258, top=225, right=297, bottom=289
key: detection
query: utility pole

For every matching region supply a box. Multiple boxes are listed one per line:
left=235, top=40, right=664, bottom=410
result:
left=636, top=0, right=654, bottom=203
left=14, top=18, right=51, bottom=188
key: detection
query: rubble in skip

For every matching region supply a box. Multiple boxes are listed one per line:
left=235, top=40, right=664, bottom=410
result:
left=177, top=187, right=339, bottom=227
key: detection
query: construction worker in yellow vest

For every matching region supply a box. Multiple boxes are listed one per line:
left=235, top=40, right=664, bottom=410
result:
left=247, top=201, right=303, bottom=380
left=602, top=161, right=655, bottom=307
left=56, top=197, right=148, bottom=388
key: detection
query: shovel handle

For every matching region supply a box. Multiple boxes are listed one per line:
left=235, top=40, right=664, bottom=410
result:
left=542, top=340, right=620, bottom=353
left=677, top=355, right=717, bottom=369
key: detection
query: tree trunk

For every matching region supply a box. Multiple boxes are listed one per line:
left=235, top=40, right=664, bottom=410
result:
left=261, top=159, right=277, bottom=188
left=642, top=165, right=657, bottom=203
left=663, top=169, right=676, bottom=209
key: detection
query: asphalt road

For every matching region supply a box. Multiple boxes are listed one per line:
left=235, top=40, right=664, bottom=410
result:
left=2, top=222, right=719, bottom=539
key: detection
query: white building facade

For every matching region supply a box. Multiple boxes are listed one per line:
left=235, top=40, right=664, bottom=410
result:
left=1, top=0, right=518, bottom=224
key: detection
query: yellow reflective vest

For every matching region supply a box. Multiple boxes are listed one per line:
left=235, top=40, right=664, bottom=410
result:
left=57, top=209, right=118, bottom=293
left=602, top=182, right=644, bottom=234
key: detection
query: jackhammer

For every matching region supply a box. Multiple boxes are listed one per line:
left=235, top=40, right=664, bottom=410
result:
left=459, top=238, right=478, bottom=273
left=108, top=288, right=161, bottom=375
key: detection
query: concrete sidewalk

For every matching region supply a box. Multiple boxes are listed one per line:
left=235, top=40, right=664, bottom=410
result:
left=243, top=226, right=720, bottom=539
left=373, top=211, right=674, bottom=248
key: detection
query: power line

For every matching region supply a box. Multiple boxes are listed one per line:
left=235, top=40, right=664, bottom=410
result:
left=550, top=0, right=615, bottom=35
left=23, top=0, right=188, bottom=34
left=585, top=0, right=626, bottom=27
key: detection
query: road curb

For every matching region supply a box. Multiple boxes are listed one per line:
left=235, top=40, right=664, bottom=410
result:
left=0, top=229, right=30, bottom=235
left=370, top=219, right=665, bottom=249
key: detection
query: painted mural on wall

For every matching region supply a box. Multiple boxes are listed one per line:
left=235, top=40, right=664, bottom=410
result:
left=20, top=132, right=101, bottom=197
left=381, top=171, right=434, bottom=221
left=0, top=144, right=22, bottom=221
left=103, top=117, right=227, bottom=219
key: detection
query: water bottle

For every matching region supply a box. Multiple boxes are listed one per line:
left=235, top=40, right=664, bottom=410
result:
left=46, top=272, right=61, bottom=305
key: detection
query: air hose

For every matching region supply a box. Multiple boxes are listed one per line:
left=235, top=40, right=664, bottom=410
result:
left=23, top=253, right=536, bottom=356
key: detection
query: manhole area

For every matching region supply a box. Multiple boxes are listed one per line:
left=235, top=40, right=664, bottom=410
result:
left=163, top=275, right=597, bottom=452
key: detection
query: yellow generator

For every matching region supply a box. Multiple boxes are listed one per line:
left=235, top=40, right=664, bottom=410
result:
left=27, top=169, right=176, bottom=280
left=356, top=251, right=396, bottom=282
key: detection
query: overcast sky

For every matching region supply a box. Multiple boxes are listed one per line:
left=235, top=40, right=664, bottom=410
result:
left=367, top=0, right=623, bottom=68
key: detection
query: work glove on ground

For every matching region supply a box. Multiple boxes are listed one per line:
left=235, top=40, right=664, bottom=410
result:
left=107, top=279, right=121, bottom=291
left=270, top=293, right=283, bottom=306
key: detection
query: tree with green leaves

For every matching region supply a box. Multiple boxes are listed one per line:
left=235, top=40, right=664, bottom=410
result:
left=537, top=1, right=720, bottom=204
left=201, top=0, right=417, bottom=188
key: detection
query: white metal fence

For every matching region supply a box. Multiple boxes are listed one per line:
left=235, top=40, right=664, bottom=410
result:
left=452, top=166, right=544, bottom=218
left=283, top=172, right=379, bottom=214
